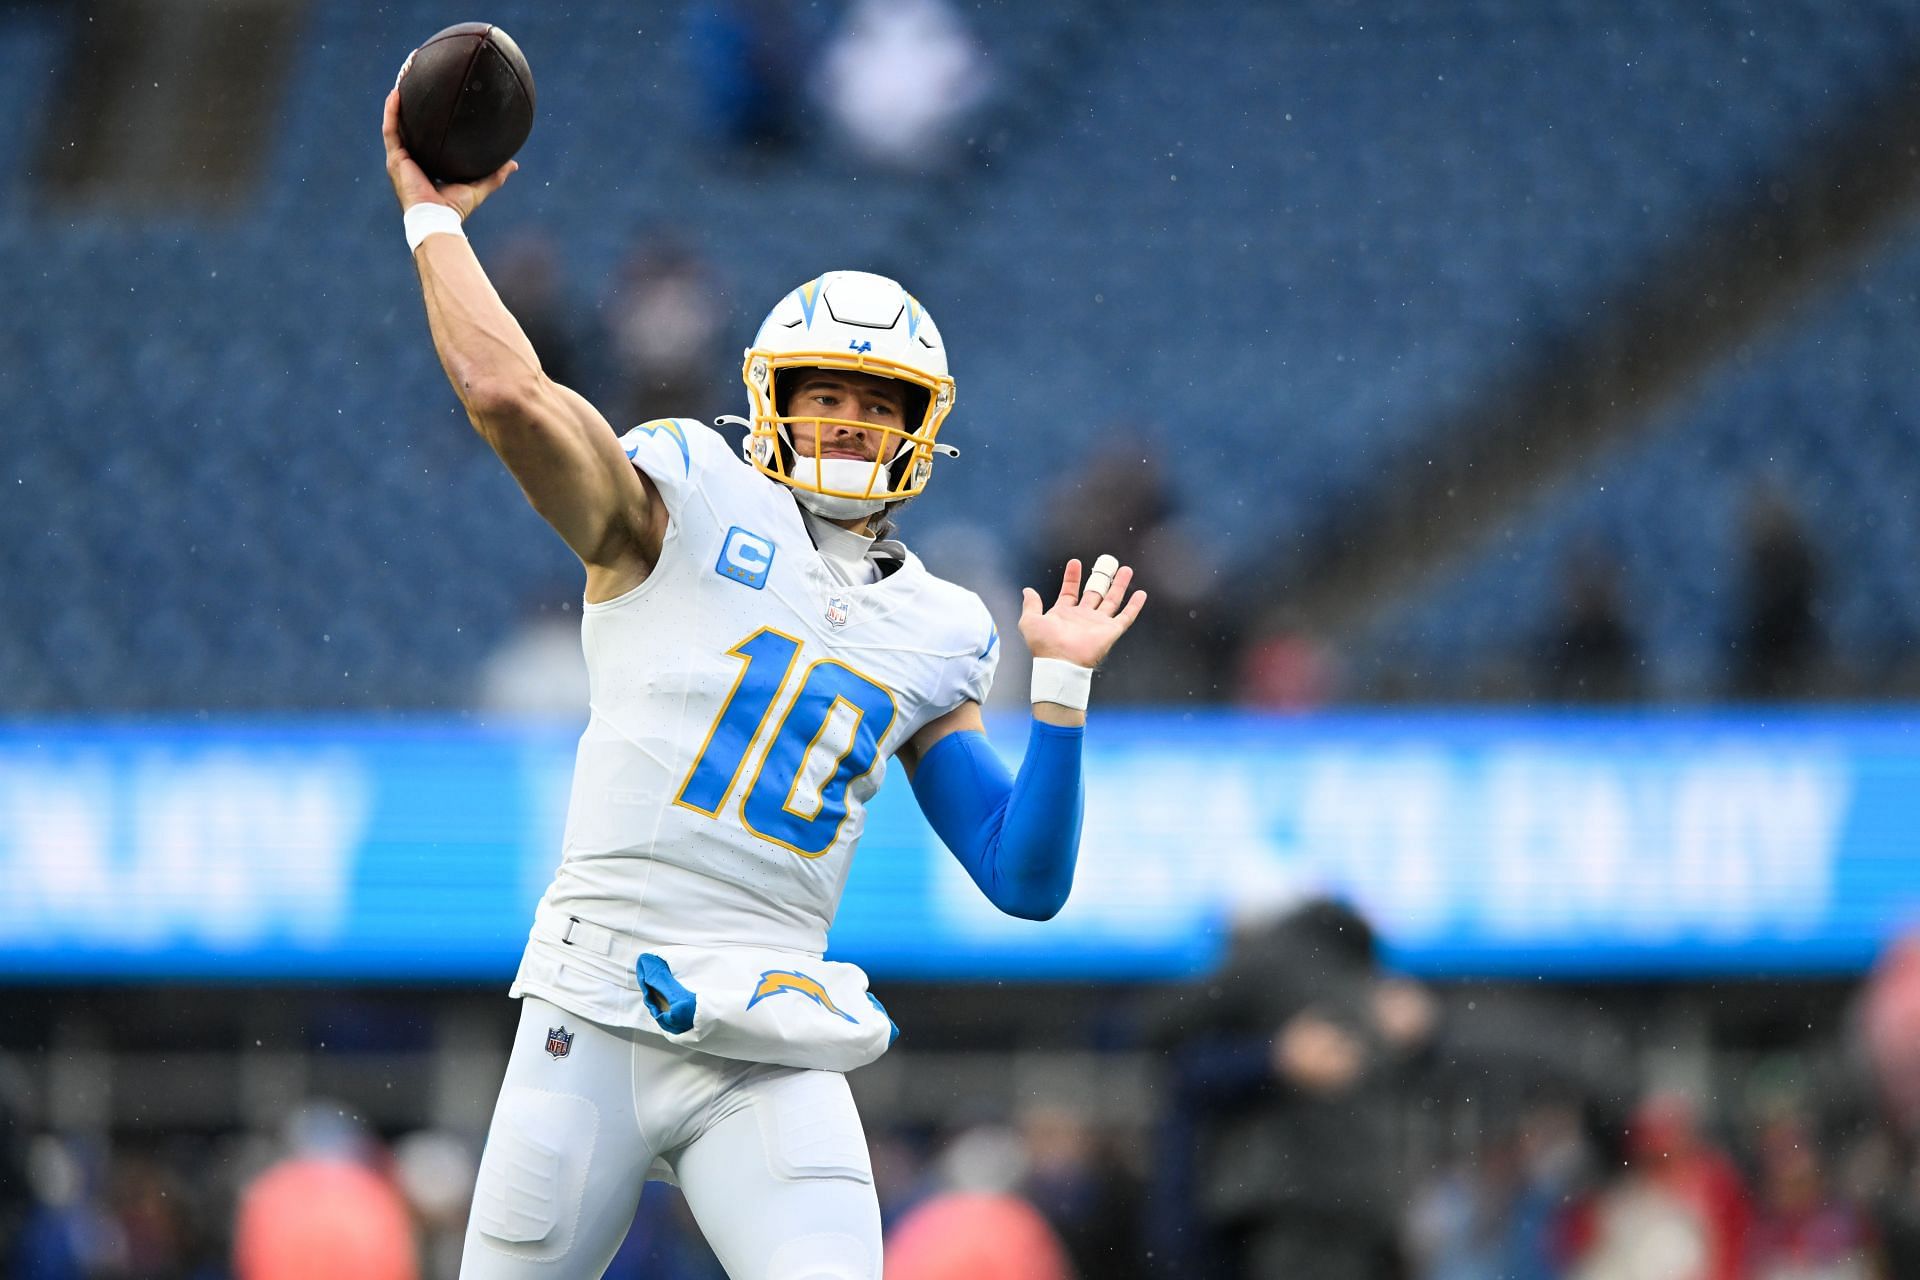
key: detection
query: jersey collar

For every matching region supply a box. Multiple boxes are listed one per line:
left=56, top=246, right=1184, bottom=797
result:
left=796, top=504, right=906, bottom=585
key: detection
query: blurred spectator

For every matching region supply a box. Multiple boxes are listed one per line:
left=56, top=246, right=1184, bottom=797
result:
left=233, top=1157, right=416, bottom=1280
left=903, top=1113, right=1148, bottom=1277
left=884, top=1191, right=1074, bottom=1280
left=606, top=237, right=727, bottom=430
left=490, top=232, right=585, bottom=392
left=1236, top=619, right=1339, bottom=711
left=1144, top=898, right=1437, bottom=1280
left=475, top=586, right=589, bottom=721
left=933, top=1121, right=1028, bottom=1196
left=683, top=0, right=808, bottom=154
left=110, top=1154, right=197, bottom=1278
left=1730, top=488, right=1825, bottom=700
left=9, top=1137, right=90, bottom=1280
left=392, top=1131, right=476, bottom=1280
left=815, top=0, right=991, bottom=172
left=870, top=1129, right=939, bottom=1231
left=1409, top=1099, right=1592, bottom=1280
left=1029, top=439, right=1227, bottom=703
left=1535, top=546, right=1642, bottom=703
left=1859, top=928, right=1920, bottom=1140
left=1018, top=1106, right=1150, bottom=1280
left=1853, top=930, right=1920, bottom=1275
left=1746, top=1110, right=1876, bottom=1280
left=1564, top=1093, right=1751, bottom=1280
left=280, top=1100, right=388, bottom=1170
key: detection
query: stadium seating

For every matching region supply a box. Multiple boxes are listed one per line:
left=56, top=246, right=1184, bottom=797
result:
left=1355, top=211, right=1920, bottom=699
left=918, top=0, right=1920, bottom=560
left=3, top=0, right=1917, bottom=708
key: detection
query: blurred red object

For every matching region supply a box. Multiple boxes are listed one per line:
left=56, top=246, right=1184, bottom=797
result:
left=1237, top=631, right=1336, bottom=710
left=233, top=1157, right=417, bottom=1280
left=884, top=1192, right=1074, bottom=1280
left=1563, top=1093, right=1751, bottom=1280
left=1863, top=928, right=1920, bottom=1136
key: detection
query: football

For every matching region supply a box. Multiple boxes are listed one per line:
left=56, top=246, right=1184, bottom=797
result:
left=396, top=23, right=535, bottom=184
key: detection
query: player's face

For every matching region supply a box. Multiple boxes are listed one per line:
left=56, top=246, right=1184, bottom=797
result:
left=785, top=370, right=910, bottom=464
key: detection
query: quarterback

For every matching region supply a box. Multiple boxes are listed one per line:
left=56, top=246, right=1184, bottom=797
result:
left=383, top=89, right=1144, bottom=1280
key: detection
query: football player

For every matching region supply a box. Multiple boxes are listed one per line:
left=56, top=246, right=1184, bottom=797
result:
left=383, top=89, right=1145, bottom=1280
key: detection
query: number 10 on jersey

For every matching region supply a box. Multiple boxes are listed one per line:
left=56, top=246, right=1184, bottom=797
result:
left=674, top=629, right=898, bottom=857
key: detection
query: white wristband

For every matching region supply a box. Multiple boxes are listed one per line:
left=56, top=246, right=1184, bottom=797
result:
left=404, top=203, right=466, bottom=253
left=1030, top=657, right=1093, bottom=711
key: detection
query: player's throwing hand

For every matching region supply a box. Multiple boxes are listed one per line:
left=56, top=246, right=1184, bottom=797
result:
left=1019, top=556, right=1147, bottom=670
left=381, top=87, right=517, bottom=221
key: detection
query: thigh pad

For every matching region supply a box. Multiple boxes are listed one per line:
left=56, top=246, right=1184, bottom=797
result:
left=751, top=1070, right=872, bottom=1184
left=471, top=1087, right=598, bottom=1262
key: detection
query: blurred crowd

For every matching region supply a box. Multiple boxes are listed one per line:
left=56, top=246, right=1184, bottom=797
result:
left=1004, top=463, right=1849, bottom=713
left=8, top=913, right=1920, bottom=1279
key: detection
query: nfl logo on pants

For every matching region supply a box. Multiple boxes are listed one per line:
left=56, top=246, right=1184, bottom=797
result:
left=545, top=1025, right=573, bottom=1059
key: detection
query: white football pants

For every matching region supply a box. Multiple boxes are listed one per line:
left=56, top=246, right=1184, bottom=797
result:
left=459, top=996, right=881, bottom=1280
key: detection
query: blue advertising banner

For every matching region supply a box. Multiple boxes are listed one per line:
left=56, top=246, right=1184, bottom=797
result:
left=0, top=712, right=1914, bottom=981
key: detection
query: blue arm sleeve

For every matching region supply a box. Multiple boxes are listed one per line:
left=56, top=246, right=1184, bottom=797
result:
left=908, top=720, right=1084, bottom=921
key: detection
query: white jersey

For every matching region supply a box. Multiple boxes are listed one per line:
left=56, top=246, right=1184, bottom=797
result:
left=511, top=418, right=997, bottom=1042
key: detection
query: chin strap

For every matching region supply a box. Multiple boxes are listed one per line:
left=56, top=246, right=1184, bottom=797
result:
left=791, top=476, right=887, bottom=520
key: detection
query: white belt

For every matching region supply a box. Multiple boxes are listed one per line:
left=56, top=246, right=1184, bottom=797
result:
left=533, top=902, right=644, bottom=969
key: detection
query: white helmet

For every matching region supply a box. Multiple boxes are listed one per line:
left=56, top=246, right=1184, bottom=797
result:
left=740, top=270, right=957, bottom=520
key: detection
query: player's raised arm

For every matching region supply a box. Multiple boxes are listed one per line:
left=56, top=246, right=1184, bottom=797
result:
left=900, top=556, right=1146, bottom=920
left=381, top=89, right=660, bottom=590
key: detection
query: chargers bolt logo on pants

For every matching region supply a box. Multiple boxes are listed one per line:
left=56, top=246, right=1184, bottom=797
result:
left=746, top=970, right=859, bottom=1023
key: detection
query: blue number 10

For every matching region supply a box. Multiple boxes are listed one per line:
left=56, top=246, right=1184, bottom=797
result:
left=674, top=628, right=898, bottom=857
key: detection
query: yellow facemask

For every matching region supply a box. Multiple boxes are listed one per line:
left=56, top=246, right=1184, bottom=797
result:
left=740, top=348, right=957, bottom=509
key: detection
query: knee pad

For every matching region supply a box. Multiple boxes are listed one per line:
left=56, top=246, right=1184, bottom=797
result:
left=470, top=1087, right=598, bottom=1262
left=768, top=1231, right=876, bottom=1280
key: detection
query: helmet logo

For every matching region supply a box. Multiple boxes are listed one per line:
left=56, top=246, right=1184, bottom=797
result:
left=847, top=339, right=873, bottom=354
left=796, top=280, right=823, bottom=329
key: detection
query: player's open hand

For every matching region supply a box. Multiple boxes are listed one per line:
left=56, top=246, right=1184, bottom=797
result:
left=382, top=87, right=516, bottom=221
left=1019, top=557, right=1147, bottom=670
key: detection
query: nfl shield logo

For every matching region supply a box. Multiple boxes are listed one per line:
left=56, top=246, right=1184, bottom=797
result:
left=545, top=1026, right=574, bottom=1059
left=825, top=593, right=851, bottom=629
